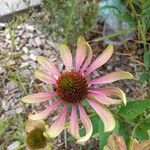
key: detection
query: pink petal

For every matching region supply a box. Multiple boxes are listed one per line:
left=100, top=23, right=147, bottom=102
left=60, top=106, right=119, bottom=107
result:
left=80, top=42, right=93, bottom=73
left=88, top=71, right=134, bottom=85
left=130, top=139, right=141, bottom=150
left=89, top=87, right=127, bottom=105
left=34, top=70, right=56, bottom=84
left=47, top=104, right=68, bottom=138
left=116, top=136, right=127, bottom=150
left=69, top=104, right=80, bottom=138
left=76, top=36, right=87, bottom=71
left=29, top=100, right=61, bottom=120
left=85, top=44, right=114, bottom=76
left=88, top=92, right=121, bottom=106
left=22, top=92, right=57, bottom=103
left=141, top=140, right=150, bottom=149
left=37, top=56, right=60, bottom=78
left=87, top=99, right=115, bottom=132
left=59, top=44, right=72, bottom=71
left=76, top=104, right=93, bottom=144
left=104, top=135, right=127, bottom=150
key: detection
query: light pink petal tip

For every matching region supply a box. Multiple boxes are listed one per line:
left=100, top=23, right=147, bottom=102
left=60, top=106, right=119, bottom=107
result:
left=36, top=56, right=60, bottom=78
left=89, top=71, right=134, bottom=85
left=76, top=36, right=87, bottom=71
left=76, top=104, right=93, bottom=144
left=29, top=100, right=61, bottom=120
left=85, top=44, right=114, bottom=76
left=47, top=104, right=68, bottom=138
left=69, top=104, right=80, bottom=138
left=81, top=42, right=93, bottom=73
left=34, top=70, right=56, bottom=84
left=116, top=136, right=127, bottom=150
left=89, top=87, right=127, bottom=105
left=87, top=99, right=115, bottom=132
left=88, top=92, right=121, bottom=106
left=22, top=92, right=56, bottom=103
left=59, top=44, right=72, bottom=71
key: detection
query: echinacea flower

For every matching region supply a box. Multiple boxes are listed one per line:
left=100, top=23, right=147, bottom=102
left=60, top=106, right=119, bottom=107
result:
left=22, top=36, right=133, bottom=144
left=104, top=135, right=150, bottom=150
left=25, top=119, right=52, bottom=150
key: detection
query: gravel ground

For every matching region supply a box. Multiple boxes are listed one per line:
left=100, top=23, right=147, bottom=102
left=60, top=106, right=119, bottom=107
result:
left=0, top=12, right=148, bottom=150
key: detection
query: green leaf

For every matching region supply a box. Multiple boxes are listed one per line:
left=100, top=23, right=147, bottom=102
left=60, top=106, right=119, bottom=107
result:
left=139, top=72, right=150, bottom=81
left=91, top=115, right=100, bottom=135
left=117, top=11, right=135, bottom=27
left=0, top=118, right=12, bottom=138
left=144, top=51, right=150, bottom=69
left=98, top=119, right=111, bottom=150
left=118, top=99, right=150, bottom=120
left=12, top=132, right=25, bottom=143
left=134, top=117, right=150, bottom=140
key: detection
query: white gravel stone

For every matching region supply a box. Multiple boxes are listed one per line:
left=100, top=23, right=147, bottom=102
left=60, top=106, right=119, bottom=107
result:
left=2, top=101, right=10, bottom=111
left=0, top=23, right=5, bottom=30
left=35, top=36, right=42, bottom=47
left=21, top=54, right=29, bottom=61
left=29, top=38, right=37, bottom=47
left=17, top=29, right=24, bottom=37
left=5, top=33, right=11, bottom=40
left=30, top=48, right=42, bottom=55
left=6, top=81, right=18, bottom=91
left=29, top=53, right=36, bottom=61
left=0, top=66, right=5, bottom=74
left=25, top=24, right=35, bottom=32
left=15, top=107, right=23, bottom=114
left=7, top=141, right=20, bottom=150
left=22, top=47, right=29, bottom=54
left=29, top=61, right=37, bottom=69
left=20, top=62, right=29, bottom=68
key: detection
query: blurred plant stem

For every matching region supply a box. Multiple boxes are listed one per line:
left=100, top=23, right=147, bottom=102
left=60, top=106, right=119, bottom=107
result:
left=128, top=0, right=147, bottom=51
left=90, top=28, right=135, bottom=43
left=64, top=0, right=76, bottom=44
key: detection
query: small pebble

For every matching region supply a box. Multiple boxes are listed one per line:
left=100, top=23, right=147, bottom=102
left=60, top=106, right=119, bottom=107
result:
left=22, top=47, right=29, bottom=54
left=7, top=141, right=20, bottom=150
left=29, top=53, right=36, bottom=61
left=15, top=107, right=23, bottom=114
left=21, top=54, right=29, bottom=61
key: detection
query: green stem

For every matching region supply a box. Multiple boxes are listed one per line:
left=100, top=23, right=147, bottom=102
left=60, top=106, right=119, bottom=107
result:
left=128, top=0, right=139, bottom=21
left=90, top=28, right=135, bottom=42
left=15, top=144, right=26, bottom=150
left=64, top=0, right=76, bottom=44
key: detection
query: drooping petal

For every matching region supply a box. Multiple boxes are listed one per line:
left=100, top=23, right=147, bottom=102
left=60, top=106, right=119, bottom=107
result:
left=141, top=140, right=150, bottom=149
left=47, top=104, right=68, bottom=138
left=89, top=87, right=126, bottom=105
left=116, top=136, right=127, bottom=150
left=76, top=104, right=93, bottom=144
left=34, top=70, right=56, bottom=84
left=25, top=119, right=46, bottom=133
left=37, top=56, right=60, bottom=78
left=85, top=44, right=114, bottom=76
left=88, top=71, right=134, bottom=85
left=59, top=44, right=72, bottom=71
left=69, top=104, right=80, bottom=138
left=80, top=42, right=93, bottom=73
left=104, top=135, right=127, bottom=150
left=29, top=100, right=62, bottom=120
left=76, top=36, right=87, bottom=71
left=87, top=99, right=115, bottom=132
left=88, top=93, right=121, bottom=106
left=22, top=92, right=57, bottom=103
left=130, top=139, right=141, bottom=150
